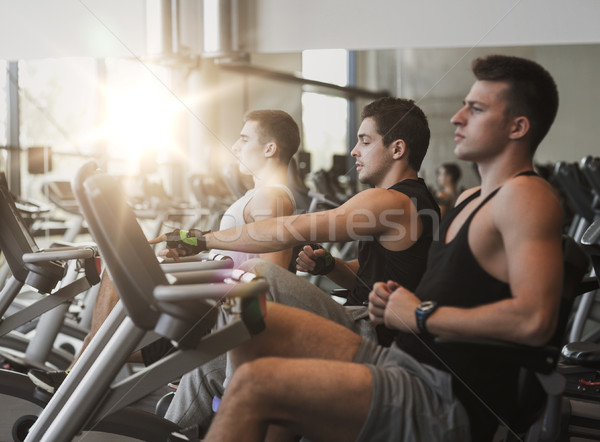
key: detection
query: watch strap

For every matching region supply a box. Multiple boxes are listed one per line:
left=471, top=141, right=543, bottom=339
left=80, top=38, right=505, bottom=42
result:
left=415, top=301, right=438, bottom=336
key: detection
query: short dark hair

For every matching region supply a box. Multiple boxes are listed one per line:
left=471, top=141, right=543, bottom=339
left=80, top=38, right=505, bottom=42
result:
left=472, top=55, right=559, bottom=154
left=361, top=97, right=430, bottom=171
left=440, top=162, right=462, bottom=184
left=244, top=110, right=300, bottom=164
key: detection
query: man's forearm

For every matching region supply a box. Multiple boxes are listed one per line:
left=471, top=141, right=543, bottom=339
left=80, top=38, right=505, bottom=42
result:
left=423, top=300, right=559, bottom=347
left=325, top=259, right=359, bottom=290
left=205, top=224, right=296, bottom=253
left=205, top=214, right=330, bottom=254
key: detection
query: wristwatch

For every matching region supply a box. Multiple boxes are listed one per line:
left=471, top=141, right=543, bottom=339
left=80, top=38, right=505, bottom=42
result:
left=415, top=300, right=439, bottom=336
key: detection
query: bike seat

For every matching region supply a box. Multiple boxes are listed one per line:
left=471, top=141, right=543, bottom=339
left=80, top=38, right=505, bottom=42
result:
left=562, top=341, right=600, bottom=369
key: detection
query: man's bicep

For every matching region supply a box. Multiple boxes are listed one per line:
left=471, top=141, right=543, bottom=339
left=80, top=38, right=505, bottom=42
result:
left=499, top=188, right=564, bottom=337
left=499, top=180, right=564, bottom=292
left=328, top=190, right=411, bottom=241
left=507, top=234, right=563, bottom=298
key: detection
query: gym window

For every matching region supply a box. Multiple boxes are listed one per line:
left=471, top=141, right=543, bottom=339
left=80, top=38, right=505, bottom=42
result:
left=301, top=49, right=349, bottom=173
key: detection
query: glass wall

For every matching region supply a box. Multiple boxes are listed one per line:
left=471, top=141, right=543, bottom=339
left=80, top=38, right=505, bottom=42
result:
left=301, top=49, right=349, bottom=173
left=18, top=57, right=98, bottom=200
left=0, top=62, right=9, bottom=174
left=15, top=57, right=182, bottom=202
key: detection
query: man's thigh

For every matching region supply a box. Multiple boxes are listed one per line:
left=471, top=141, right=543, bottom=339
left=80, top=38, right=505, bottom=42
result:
left=240, top=258, right=364, bottom=333
left=354, top=340, right=471, bottom=442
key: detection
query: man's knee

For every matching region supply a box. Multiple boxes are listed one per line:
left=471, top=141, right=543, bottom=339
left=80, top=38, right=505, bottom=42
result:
left=225, top=360, right=267, bottom=406
left=239, top=258, right=286, bottom=292
left=239, top=258, right=272, bottom=276
left=226, top=358, right=284, bottom=405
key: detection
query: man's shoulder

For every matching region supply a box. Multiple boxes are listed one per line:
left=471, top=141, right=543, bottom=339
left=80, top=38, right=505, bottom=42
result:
left=496, top=174, right=559, bottom=205
left=251, top=185, right=293, bottom=201
left=352, top=187, right=414, bottom=208
left=493, top=175, right=563, bottom=230
left=246, top=185, right=295, bottom=217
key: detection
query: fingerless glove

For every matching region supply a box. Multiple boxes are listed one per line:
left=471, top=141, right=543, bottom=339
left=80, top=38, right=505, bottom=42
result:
left=309, top=244, right=336, bottom=275
left=165, top=229, right=209, bottom=256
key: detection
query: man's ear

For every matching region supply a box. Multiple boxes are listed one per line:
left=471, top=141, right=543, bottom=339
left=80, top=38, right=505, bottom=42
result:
left=391, top=140, right=406, bottom=160
left=264, top=142, right=277, bottom=158
left=509, top=116, right=530, bottom=141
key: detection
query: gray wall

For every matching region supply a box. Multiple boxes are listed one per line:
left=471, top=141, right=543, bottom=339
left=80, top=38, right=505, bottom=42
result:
left=248, top=0, right=600, bottom=53
left=356, top=45, right=600, bottom=189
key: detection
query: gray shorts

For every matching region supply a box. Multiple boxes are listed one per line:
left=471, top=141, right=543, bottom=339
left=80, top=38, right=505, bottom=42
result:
left=354, top=339, right=471, bottom=442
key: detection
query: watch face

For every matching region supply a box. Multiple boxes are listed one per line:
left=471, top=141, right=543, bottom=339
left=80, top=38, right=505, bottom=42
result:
left=419, top=301, right=436, bottom=312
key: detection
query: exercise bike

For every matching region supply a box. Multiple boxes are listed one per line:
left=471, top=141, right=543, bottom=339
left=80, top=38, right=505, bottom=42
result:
left=15, top=161, right=269, bottom=441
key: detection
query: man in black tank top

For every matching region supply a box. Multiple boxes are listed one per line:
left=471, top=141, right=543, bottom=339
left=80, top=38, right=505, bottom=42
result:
left=157, top=97, right=439, bottom=430
left=155, top=97, right=439, bottom=347
left=201, top=55, right=563, bottom=442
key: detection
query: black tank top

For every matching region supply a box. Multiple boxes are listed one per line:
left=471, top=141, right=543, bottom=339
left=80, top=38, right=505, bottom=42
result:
left=347, top=178, right=440, bottom=306
left=347, top=178, right=440, bottom=343
left=396, top=171, right=538, bottom=441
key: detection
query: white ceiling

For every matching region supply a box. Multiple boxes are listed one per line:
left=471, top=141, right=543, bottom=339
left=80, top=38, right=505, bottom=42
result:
left=0, top=0, right=598, bottom=60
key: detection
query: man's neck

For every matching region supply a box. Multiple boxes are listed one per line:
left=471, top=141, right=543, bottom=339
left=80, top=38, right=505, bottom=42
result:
left=477, top=151, right=534, bottom=196
left=376, top=168, right=419, bottom=189
left=253, top=162, right=288, bottom=189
